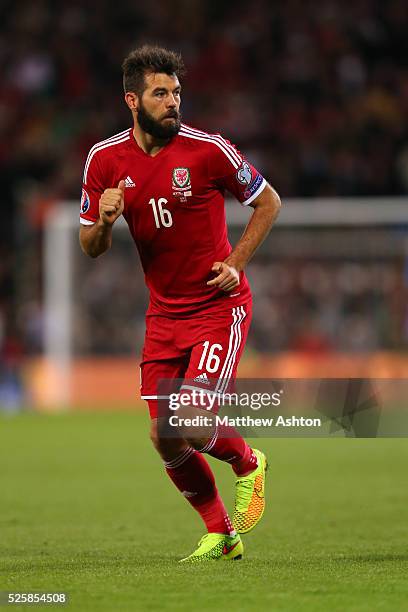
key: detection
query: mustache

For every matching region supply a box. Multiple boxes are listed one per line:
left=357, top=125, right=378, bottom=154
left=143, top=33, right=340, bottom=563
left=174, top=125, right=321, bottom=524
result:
left=162, top=110, right=179, bottom=119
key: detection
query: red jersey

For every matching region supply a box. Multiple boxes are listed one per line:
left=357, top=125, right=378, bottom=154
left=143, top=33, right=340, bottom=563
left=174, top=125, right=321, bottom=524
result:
left=80, top=123, right=267, bottom=316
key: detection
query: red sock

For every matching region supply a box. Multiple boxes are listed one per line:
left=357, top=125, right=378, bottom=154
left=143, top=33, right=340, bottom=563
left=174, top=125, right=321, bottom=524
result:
left=199, top=425, right=258, bottom=476
left=164, top=447, right=234, bottom=535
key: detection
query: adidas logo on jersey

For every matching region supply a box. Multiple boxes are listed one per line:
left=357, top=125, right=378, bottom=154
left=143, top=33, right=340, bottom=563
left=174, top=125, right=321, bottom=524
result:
left=193, top=372, right=211, bottom=385
left=124, top=175, right=136, bottom=188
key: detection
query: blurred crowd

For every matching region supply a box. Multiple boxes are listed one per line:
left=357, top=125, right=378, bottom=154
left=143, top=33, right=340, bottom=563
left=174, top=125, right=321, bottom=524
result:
left=1, top=0, right=408, bottom=370
left=72, top=229, right=407, bottom=357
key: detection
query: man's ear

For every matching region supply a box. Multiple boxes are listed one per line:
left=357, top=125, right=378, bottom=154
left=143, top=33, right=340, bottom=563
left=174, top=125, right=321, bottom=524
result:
left=125, top=92, right=138, bottom=111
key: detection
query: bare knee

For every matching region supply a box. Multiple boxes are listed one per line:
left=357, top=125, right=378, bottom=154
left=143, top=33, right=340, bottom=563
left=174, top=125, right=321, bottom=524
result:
left=150, top=418, right=189, bottom=461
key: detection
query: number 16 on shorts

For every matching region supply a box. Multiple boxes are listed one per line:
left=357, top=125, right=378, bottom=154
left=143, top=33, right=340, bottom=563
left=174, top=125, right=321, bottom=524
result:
left=184, top=305, right=251, bottom=395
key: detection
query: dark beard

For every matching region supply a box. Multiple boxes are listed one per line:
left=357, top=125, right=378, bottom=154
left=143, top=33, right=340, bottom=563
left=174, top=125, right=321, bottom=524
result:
left=137, top=102, right=181, bottom=139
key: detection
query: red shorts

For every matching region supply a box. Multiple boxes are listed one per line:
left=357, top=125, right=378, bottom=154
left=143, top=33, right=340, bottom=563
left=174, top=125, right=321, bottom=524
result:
left=140, top=302, right=252, bottom=418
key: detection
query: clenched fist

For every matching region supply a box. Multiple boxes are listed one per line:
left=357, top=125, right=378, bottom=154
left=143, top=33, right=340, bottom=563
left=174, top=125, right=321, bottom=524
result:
left=99, top=180, right=125, bottom=226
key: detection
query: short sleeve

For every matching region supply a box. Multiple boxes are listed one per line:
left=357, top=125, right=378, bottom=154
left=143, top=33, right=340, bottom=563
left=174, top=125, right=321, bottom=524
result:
left=80, top=149, right=104, bottom=225
left=208, top=136, right=267, bottom=206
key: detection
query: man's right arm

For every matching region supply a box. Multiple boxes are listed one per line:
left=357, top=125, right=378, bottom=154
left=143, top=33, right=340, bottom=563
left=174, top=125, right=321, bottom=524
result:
left=79, top=179, right=125, bottom=258
left=79, top=221, right=113, bottom=258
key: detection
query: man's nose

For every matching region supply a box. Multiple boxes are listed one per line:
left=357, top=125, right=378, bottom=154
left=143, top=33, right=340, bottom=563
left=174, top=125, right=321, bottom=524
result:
left=167, top=95, right=177, bottom=108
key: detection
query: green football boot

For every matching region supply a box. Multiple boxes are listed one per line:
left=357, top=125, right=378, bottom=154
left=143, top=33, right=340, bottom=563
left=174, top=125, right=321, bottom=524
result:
left=233, top=449, right=268, bottom=534
left=179, top=532, right=243, bottom=562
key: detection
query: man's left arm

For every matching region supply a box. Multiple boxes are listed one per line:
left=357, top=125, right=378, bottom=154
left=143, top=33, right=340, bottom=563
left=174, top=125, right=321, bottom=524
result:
left=207, top=184, right=281, bottom=292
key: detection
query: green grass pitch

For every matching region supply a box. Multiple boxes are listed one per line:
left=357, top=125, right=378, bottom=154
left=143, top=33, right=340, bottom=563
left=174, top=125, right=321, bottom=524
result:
left=1, top=411, right=407, bottom=611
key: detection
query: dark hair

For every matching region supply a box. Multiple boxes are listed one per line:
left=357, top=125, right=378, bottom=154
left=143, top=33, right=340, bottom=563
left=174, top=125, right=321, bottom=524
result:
left=122, top=45, right=186, bottom=95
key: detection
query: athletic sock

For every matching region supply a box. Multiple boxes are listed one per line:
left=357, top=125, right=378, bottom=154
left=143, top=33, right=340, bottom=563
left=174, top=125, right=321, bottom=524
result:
left=164, top=447, right=235, bottom=535
left=198, top=425, right=258, bottom=476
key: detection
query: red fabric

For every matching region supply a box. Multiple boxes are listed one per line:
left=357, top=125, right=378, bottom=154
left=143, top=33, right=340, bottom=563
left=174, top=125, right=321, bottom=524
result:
left=142, top=301, right=252, bottom=416
left=165, top=451, right=234, bottom=535
left=80, top=125, right=266, bottom=316
left=204, top=425, right=258, bottom=476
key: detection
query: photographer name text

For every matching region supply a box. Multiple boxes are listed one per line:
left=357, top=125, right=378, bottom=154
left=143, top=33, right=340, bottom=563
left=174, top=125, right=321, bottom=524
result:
left=168, top=415, right=322, bottom=428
